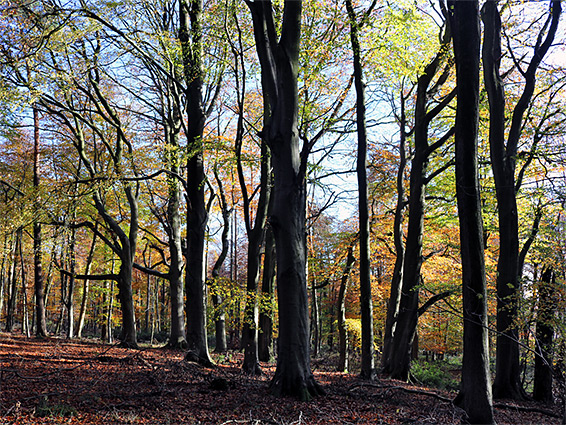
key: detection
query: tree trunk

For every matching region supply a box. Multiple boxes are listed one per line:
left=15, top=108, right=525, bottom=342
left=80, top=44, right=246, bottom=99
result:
left=533, top=267, right=555, bottom=403
left=209, top=171, right=229, bottom=353
left=449, top=2, right=495, bottom=423
left=0, top=237, right=7, bottom=324
left=258, top=226, right=275, bottom=362
left=32, top=105, right=48, bottom=338
left=77, top=233, right=97, bottom=338
left=338, top=244, right=355, bottom=373
left=482, top=0, right=561, bottom=400
left=381, top=90, right=407, bottom=373
left=5, top=229, right=21, bottom=333
left=164, top=71, right=187, bottom=349
left=166, top=137, right=187, bottom=349
left=242, top=232, right=263, bottom=374
left=387, top=22, right=452, bottom=380
left=238, top=81, right=272, bottom=373
left=20, top=239, right=30, bottom=338
left=65, top=226, right=77, bottom=339
left=310, top=281, right=320, bottom=358
left=179, top=0, right=213, bottom=366
left=248, top=0, right=322, bottom=400
left=346, top=0, right=375, bottom=380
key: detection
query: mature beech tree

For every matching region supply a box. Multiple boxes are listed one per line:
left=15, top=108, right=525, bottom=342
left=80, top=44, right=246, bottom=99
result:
left=386, top=17, right=454, bottom=381
left=179, top=0, right=214, bottom=365
left=449, top=0, right=494, bottom=423
left=345, top=0, right=376, bottom=380
left=247, top=0, right=323, bottom=399
left=482, top=0, right=561, bottom=400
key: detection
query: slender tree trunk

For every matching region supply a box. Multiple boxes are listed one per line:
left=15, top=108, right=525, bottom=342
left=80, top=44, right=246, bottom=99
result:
left=65, top=227, right=77, bottom=339
left=210, top=167, right=231, bottom=353
left=310, top=281, right=320, bottom=358
left=0, top=237, right=7, bottom=322
left=77, top=233, right=97, bottom=338
left=32, top=105, right=48, bottom=338
left=166, top=153, right=187, bottom=349
left=164, top=76, right=187, bottom=349
left=238, top=81, right=272, bottom=373
left=346, top=0, right=375, bottom=380
left=20, top=239, right=30, bottom=338
left=6, top=229, right=21, bottom=332
left=533, top=267, right=555, bottom=403
left=381, top=91, right=407, bottom=373
left=449, top=2, right=494, bottom=423
left=338, top=244, right=355, bottom=372
left=388, top=21, right=453, bottom=381
left=258, top=226, right=275, bottom=362
left=242, top=232, right=263, bottom=374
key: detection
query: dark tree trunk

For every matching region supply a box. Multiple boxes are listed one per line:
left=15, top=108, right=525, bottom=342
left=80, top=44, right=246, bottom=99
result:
left=242, top=231, right=263, bottom=374
left=533, top=267, right=555, bottom=403
left=482, top=0, right=561, bottom=401
left=77, top=233, right=97, bottom=338
left=258, top=225, right=275, bottom=362
left=240, top=139, right=271, bottom=373
left=65, top=226, right=77, bottom=339
left=449, top=1, right=495, bottom=423
left=92, top=187, right=139, bottom=348
left=388, top=23, right=453, bottom=381
left=180, top=0, right=212, bottom=366
left=116, top=249, right=137, bottom=347
left=345, top=0, right=375, bottom=380
left=237, top=46, right=272, bottom=372
left=338, top=244, right=355, bottom=373
left=210, top=167, right=231, bottom=354
left=381, top=90, right=407, bottom=373
left=310, top=279, right=320, bottom=358
left=5, top=229, right=21, bottom=333
left=248, top=0, right=322, bottom=399
left=32, top=105, right=48, bottom=338
left=19, top=239, right=30, bottom=337
left=165, top=91, right=187, bottom=350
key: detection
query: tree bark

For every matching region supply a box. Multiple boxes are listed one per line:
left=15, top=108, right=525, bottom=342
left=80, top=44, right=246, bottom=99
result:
left=248, top=0, right=322, bottom=399
left=32, top=104, right=48, bottom=338
left=165, top=81, right=187, bottom=350
left=338, top=244, right=355, bottom=372
left=345, top=0, right=375, bottom=380
left=180, top=0, right=212, bottom=366
left=5, top=229, right=21, bottom=332
left=210, top=166, right=231, bottom=354
left=381, top=90, right=407, bottom=373
left=77, top=233, right=97, bottom=338
left=533, top=267, right=555, bottom=403
left=449, top=2, right=495, bottom=423
left=65, top=226, right=77, bottom=339
left=388, top=22, right=453, bottom=381
left=482, top=0, right=561, bottom=400
left=258, top=225, right=275, bottom=362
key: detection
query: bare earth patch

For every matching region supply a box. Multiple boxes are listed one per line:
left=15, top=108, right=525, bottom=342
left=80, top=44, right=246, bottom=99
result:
left=0, top=333, right=561, bottom=424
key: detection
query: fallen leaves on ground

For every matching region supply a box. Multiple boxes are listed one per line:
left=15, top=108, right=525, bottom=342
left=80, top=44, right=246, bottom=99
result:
left=0, top=333, right=561, bottom=424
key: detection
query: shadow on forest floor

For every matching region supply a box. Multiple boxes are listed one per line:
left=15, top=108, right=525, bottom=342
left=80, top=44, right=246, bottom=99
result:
left=0, top=333, right=561, bottom=424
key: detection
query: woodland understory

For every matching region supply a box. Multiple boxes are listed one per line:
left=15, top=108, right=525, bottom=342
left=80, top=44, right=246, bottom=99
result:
left=0, top=334, right=563, bottom=425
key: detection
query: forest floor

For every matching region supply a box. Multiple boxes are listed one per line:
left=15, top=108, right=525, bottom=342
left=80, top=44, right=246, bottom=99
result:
left=0, top=333, right=562, bottom=424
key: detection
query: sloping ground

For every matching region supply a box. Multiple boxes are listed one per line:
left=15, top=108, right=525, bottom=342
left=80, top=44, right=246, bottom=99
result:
left=0, top=333, right=561, bottom=424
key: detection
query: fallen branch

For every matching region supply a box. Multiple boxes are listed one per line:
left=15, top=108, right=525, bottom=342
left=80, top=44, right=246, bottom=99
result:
left=493, top=402, right=561, bottom=419
left=349, top=382, right=453, bottom=403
